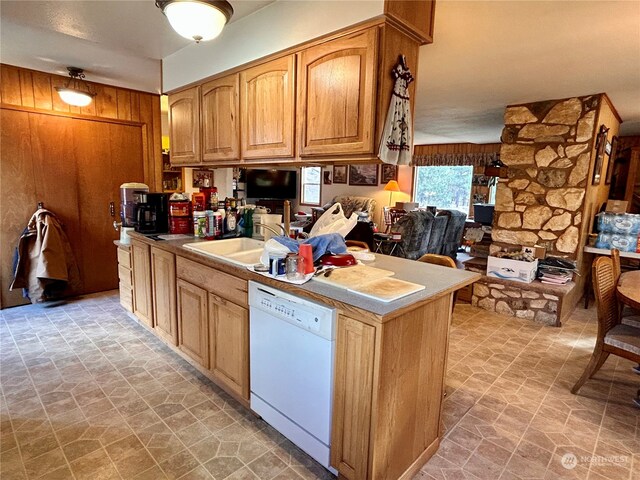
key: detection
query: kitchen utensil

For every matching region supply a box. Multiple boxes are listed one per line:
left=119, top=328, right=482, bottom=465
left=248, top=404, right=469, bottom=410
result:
left=319, top=254, right=357, bottom=267
left=313, top=264, right=394, bottom=288
left=348, top=277, right=425, bottom=302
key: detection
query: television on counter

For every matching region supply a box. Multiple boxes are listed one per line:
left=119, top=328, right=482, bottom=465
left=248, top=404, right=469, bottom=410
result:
left=473, top=203, right=495, bottom=226
left=246, top=169, right=297, bottom=199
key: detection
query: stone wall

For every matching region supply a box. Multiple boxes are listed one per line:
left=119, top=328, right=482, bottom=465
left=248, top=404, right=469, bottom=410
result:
left=492, top=95, right=600, bottom=259
left=471, top=281, right=564, bottom=326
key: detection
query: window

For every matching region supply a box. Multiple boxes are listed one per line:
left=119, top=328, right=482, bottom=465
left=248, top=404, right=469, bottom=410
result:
left=300, top=166, right=321, bottom=206
left=413, top=165, right=473, bottom=213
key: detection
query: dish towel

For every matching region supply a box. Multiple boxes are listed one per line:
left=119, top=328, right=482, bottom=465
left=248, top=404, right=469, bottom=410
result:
left=273, top=233, right=347, bottom=262
left=378, top=55, right=414, bottom=166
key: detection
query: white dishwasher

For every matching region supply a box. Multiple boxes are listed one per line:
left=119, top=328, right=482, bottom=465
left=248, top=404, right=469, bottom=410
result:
left=249, top=281, right=337, bottom=473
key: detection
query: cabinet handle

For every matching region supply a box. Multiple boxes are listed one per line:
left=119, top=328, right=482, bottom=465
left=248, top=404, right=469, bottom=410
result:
left=109, top=201, right=115, bottom=217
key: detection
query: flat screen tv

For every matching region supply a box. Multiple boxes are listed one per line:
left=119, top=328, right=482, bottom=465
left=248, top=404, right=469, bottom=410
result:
left=245, top=169, right=297, bottom=199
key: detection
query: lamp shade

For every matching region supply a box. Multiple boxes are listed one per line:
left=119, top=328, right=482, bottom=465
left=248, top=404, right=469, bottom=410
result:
left=384, top=180, right=401, bottom=192
left=55, top=67, right=96, bottom=107
left=157, top=0, right=233, bottom=43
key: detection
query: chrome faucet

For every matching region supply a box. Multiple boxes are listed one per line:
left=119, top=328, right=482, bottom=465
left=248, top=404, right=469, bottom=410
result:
left=254, top=222, right=309, bottom=239
left=254, top=222, right=287, bottom=237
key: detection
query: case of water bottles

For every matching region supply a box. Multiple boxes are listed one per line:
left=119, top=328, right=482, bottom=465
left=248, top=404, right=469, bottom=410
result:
left=594, top=212, right=640, bottom=252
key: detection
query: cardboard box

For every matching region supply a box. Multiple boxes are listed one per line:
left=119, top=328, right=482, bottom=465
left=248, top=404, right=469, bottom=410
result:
left=521, top=245, right=546, bottom=259
left=605, top=200, right=628, bottom=213
left=487, top=256, right=538, bottom=283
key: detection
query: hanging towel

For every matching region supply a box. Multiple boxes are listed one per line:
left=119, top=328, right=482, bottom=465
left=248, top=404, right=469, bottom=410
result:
left=273, top=233, right=347, bottom=262
left=378, top=55, right=414, bottom=166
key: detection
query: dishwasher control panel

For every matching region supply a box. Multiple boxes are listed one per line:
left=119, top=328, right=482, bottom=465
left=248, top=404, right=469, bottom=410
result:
left=249, top=281, right=335, bottom=340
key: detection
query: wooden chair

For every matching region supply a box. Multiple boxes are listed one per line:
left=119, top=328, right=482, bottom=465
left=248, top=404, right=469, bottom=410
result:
left=418, top=253, right=456, bottom=269
left=345, top=240, right=370, bottom=250
left=571, top=256, right=640, bottom=394
left=418, top=254, right=458, bottom=309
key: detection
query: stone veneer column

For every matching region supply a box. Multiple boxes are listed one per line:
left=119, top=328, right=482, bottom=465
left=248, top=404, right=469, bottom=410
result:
left=492, top=95, right=600, bottom=259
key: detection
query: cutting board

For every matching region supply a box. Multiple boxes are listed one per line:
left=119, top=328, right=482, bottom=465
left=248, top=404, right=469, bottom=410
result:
left=348, top=277, right=425, bottom=303
left=313, top=264, right=395, bottom=289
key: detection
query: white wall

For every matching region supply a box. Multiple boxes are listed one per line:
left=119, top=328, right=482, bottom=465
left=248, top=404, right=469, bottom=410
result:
left=183, top=167, right=234, bottom=200
left=162, top=0, right=384, bottom=91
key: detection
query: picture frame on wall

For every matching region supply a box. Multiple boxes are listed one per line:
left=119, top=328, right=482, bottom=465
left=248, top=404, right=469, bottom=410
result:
left=323, top=170, right=332, bottom=185
left=605, top=136, right=618, bottom=185
left=380, top=164, right=398, bottom=183
left=333, top=165, right=347, bottom=184
left=349, top=164, right=379, bottom=186
left=192, top=169, right=214, bottom=188
left=592, top=125, right=609, bottom=186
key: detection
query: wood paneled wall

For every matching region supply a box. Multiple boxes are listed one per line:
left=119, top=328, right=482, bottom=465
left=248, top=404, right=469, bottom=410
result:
left=0, top=64, right=162, bottom=190
left=1, top=64, right=162, bottom=309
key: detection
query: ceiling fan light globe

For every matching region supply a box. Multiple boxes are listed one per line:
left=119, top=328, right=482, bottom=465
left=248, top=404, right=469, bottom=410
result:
left=164, top=1, right=228, bottom=42
left=55, top=88, right=94, bottom=107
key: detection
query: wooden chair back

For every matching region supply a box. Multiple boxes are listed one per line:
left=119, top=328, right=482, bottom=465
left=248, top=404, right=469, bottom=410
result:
left=418, top=254, right=458, bottom=310
left=611, top=248, right=621, bottom=283
left=418, top=253, right=457, bottom=269
left=345, top=240, right=370, bottom=250
left=592, top=256, right=620, bottom=339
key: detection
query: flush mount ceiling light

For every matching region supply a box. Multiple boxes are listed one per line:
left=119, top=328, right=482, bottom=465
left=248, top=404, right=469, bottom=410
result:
left=156, top=0, right=233, bottom=43
left=55, top=67, right=96, bottom=107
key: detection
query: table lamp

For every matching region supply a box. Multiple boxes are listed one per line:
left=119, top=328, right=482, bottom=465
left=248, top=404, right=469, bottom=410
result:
left=384, top=180, right=401, bottom=207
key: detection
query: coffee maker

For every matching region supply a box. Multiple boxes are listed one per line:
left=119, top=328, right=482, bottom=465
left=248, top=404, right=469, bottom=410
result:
left=117, top=182, right=149, bottom=243
left=135, top=192, right=169, bottom=234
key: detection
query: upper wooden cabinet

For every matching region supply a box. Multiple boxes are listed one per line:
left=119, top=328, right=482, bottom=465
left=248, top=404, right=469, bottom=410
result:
left=168, top=87, right=200, bottom=164
left=202, top=74, right=240, bottom=162
left=240, top=55, right=296, bottom=159
left=297, top=28, right=378, bottom=157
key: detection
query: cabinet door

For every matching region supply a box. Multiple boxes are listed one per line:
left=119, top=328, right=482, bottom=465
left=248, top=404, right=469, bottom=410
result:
left=177, top=279, right=209, bottom=368
left=131, top=240, right=153, bottom=328
left=208, top=294, right=249, bottom=399
left=151, top=247, right=177, bottom=345
left=297, top=28, right=378, bottom=157
left=202, top=74, right=240, bottom=162
left=240, top=55, right=295, bottom=159
left=168, top=87, right=201, bottom=164
left=330, top=315, right=376, bottom=479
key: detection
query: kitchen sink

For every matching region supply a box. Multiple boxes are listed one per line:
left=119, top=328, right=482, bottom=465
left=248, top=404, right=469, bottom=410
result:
left=183, top=238, right=265, bottom=267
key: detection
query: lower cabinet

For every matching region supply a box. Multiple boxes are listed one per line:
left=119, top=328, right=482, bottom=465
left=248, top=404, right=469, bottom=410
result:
left=175, top=262, right=250, bottom=401
left=331, top=315, right=376, bottom=479
left=208, top=293, right=249, bottom=399
left=131, top=240, right=153, bottom=328
left=151, top=247, right=178, bottom=345
left=177, top=279, right=209, bottom=368
left=117, top=246, right=133, bottom=312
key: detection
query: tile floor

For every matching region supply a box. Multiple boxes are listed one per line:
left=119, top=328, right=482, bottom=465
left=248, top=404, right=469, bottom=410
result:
left=0, top=291, right=638, bottom=480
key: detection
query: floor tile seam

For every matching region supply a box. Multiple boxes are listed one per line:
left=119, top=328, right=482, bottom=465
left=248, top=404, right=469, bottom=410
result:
left=48, top=311, right=171, bottom=478
left=4, top=319, right=78, bottom=480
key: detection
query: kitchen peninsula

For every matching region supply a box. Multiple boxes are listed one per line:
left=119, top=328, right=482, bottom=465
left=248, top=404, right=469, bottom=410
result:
left=119, top=232, right=479, bottom=480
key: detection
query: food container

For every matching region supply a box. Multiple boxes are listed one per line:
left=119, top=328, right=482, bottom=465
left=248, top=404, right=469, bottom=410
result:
left=169, top=217, right=191, bottom=235
left=169, top=201, right=190, bottom=217
left=193, top=211, right=207, bottom=238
